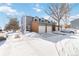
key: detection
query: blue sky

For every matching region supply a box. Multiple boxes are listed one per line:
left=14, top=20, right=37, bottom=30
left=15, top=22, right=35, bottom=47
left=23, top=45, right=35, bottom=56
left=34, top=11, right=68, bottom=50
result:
left=0, top=3, right=79, bottom=29
left=0, top=3, right=48, bottom=29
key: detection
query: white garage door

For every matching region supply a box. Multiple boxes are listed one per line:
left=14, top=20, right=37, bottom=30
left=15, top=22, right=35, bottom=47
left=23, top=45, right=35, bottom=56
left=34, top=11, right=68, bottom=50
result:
left=47, top=26, right=52, bottom=32
left=39, top=26, right=45, bottom=33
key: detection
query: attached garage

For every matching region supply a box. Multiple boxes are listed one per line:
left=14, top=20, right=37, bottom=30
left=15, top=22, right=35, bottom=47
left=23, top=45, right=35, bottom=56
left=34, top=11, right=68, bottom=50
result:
left=31, top=20, right=56, bottom=33
left=31, top=21, right=46, bottom=33
left=39, top=25, right=45, bottom=33
left=47, top=25, right=52, bottom=32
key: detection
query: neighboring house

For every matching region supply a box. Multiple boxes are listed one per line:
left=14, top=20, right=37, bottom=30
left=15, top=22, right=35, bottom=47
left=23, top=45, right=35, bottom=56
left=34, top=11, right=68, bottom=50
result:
left=71, top=18, right=79, bottom=29
left=21, top=16, right=36, bottom=32
left=20, top=16, right=26, bottom=34
left=21, top=16, right=57, bottom=33
left=26, top=16, right=33, bottom=31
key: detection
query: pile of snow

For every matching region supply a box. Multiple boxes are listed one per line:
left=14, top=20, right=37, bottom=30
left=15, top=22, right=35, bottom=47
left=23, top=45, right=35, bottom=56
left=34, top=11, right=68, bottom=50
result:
left=56, top=34, right=79, bottom=56
left=25, top=32, right=41, bottom=38
left=7, top=33, right=19, bottom=38
left=76, top=30, right=79, bottom=34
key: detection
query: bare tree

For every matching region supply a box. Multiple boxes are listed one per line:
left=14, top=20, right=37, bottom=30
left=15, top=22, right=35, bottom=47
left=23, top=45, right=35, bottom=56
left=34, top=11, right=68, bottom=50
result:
left=4, top=18, right=20, bottom=31
left=45, top=3, right=70, bottom=30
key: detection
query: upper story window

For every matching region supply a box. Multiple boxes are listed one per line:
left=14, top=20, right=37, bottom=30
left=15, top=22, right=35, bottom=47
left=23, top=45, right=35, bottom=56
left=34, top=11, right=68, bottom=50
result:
left=35, top=19, right=37, bottom=21
left=48, top=21, right=50, bottom=23
left=39, top=19, right=41, bottom=21
left=42, top=20, right=44, bottom=22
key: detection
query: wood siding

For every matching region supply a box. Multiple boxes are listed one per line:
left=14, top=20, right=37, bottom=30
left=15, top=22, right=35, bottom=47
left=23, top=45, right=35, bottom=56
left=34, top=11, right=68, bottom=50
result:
left=31, top=21, right=39, bottom=32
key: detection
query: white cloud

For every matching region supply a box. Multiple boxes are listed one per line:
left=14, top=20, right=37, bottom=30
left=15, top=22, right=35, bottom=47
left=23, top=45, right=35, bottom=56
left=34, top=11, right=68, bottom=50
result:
left=33, top=8, right=41, bottom=12
left=0, top=6, right=18, bottom=16
left=33, top=4, right=42, bottom=12
left=0, top=5, right=26, bottom=18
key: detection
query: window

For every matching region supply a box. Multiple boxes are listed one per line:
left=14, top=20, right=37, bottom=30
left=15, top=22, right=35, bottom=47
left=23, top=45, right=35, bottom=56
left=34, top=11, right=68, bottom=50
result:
left=35, top=19, right=37, bottom=21
left=39, top=19, right=41, bottom=21
left=42, top=20, right=44, bottom=22
left=48, top=21, right=50, bottom=23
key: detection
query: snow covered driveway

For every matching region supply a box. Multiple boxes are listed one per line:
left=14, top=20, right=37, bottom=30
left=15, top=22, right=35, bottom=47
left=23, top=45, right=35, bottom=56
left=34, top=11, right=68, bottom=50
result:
left=0, top=33, right=58, bottom=56
left=0, top=32, right=79, bottom=56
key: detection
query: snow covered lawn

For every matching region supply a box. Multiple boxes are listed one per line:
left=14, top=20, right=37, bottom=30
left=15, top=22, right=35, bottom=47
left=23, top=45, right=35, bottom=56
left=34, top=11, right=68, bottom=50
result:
left=0, top=31, right=79, bottom=56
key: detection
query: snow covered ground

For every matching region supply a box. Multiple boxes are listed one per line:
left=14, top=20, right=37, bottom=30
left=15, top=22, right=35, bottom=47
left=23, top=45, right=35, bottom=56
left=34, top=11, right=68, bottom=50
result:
left=0, top=31, right=79, bottom=56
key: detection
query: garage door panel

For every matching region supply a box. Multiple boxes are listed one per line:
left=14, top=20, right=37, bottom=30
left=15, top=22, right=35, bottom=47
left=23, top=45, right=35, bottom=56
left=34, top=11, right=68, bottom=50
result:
left=47, top=26, right=52, bottom=32
left=39, top=26, right=45, bottom=33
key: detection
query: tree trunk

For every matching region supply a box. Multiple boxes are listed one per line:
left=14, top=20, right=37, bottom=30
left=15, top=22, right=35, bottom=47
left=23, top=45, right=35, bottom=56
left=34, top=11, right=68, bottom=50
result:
left=45, top=23, right=47, bottom=33
left=58, top=21, right=60, bottom=31
left=52, top=25, right=56, bottom=31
